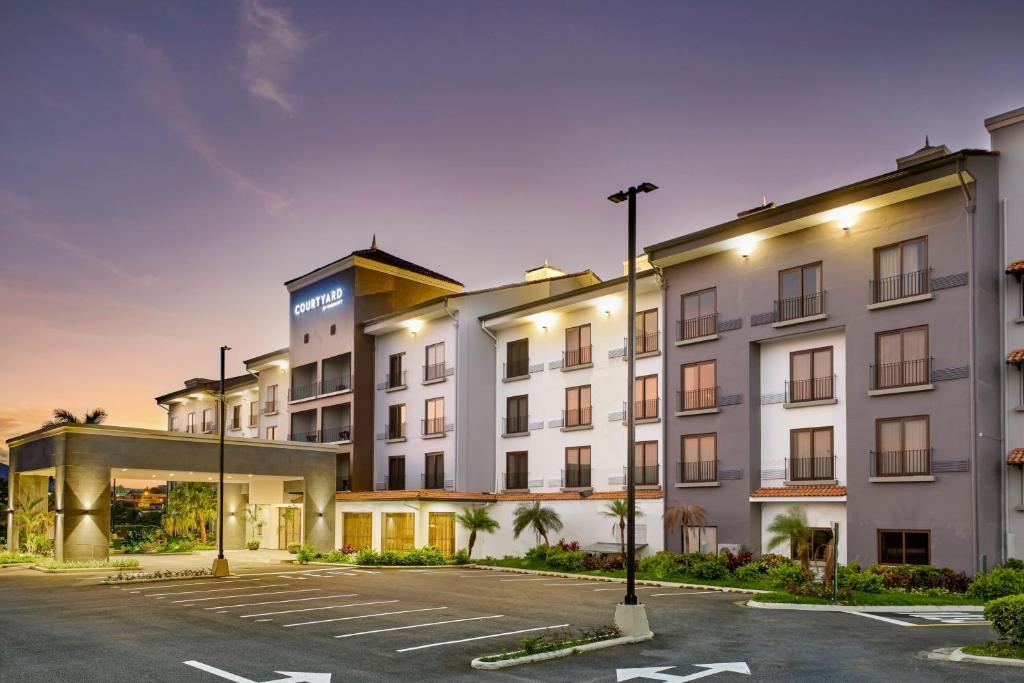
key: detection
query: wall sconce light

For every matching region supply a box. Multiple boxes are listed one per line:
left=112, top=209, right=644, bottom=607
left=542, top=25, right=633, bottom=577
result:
left=318, top=511, right=324, bottom=518
left=6, top=508, right=14, bottom=515
left=230, top=511, right=236, bottom=517
left=735, top=235, right=758, bottom=258
left=530, top=312, right=556, bottom=332
left=827, top=205, right=862, bottom=231
left=55, top=508, right=64, bottom=515
left=405, top=319, right=423, bottom=336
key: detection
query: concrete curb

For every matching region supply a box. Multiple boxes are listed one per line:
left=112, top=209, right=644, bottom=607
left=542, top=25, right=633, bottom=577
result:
left=471, top=633, right=653, bottom=670
left=296, top=562, right=466, bottom=569
left=747, top=600, right=984, bottom=613
left=468, top=564, right=767, bottom=594
left=99, top=573, right=214, bottom=585
left=928, top=646, right=1024, bottom=668
left=30, top=564, right=143, bottom=574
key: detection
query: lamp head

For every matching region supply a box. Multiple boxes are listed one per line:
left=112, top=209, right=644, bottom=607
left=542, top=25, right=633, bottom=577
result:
left=637, top=182, right=658, bottom=194
left=607, top=191, right=628, bottom=204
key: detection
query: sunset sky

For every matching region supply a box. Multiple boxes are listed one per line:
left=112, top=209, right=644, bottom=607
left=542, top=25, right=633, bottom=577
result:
left=2, top=1, right=1023, bottom=457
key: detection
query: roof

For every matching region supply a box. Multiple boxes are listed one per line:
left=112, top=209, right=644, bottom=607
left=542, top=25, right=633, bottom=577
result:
left=985, top=106, right=1024, bottom=133
left=750, top=485, right=847, bottom=498
left=582, top=542, right=647, bottom=554
left=1008, top=349, right=1024, bottom=364
left=284, top=244, right=463, bottom=288
left=243, top=347, right=288, bottom=367
left=333, top=488, right=663, bottom=502
left=479, top=269, right=656, bottom=323
left=155, top=374, right=256, bottom=404
left=1009, top=449, right=1024, bottom=465
left=1007, top=261, right=1024, bottom=275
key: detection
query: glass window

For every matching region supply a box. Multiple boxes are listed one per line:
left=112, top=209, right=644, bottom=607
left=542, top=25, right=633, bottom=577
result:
left=506, top=451, right=528, bottom=489
left=564, top=446, right=591, bottom=488
left=789, top=427, right=834, bottom=480
left=875, top=416, right=930, bottom=476
left=425, top=343, right=445, bottom=381
left=789, top=347, right=833, bottom=401
left=874, top=237, right=928, bottom=302
left=505, top=395, right=528, bottom=434
left=266, top=426, right=276, bottom=440
left=636, top=308, right=659, bottom=353
left=387, top=404, right=406, bottom=439
left=387, top=456, right=406, bottom=491
left=681, top=288, right=716, bottom=339
left=424, top=398, right=444, bottom=435
left=388, top=353, right=405, bottom=387
left=684, top=525, right=717, bottom=554
left=778, top=263, right=823, bottom=320
left=793, top=527, right=834, bottom=562
left=634, top=441, right=658, bottom=485
left=425, top=453, right=444, bottom=489
left=681, top=361, right=716, bottom=410
left=634, top=375, right=658, bottom=419
left=680, top=433, right=716, bottom=483
left=428, top=512, right=455, bottom=556
left=506, top=339, right=529, bottom=378
left=878, top=530, right=930, bottom=565
left=342, top=512, right=372, bottom=550
left=383, top=512, right=415, bottom=551
left=564, top=325, right=592, bottom=366
left=565, top=385, right=592, bottom=426
left=875, top=326, right=929, bottom=388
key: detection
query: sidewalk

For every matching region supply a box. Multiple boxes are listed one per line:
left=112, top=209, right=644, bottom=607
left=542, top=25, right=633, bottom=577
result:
left=123, top=548, right=292, bottom=572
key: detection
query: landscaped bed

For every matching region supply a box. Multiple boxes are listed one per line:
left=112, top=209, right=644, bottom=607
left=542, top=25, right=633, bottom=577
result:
left=101, top=568, right=213, bottom=584
left=0, top=552, right=36, bottom=566
left=32, top=557, right=141, bottom=572
left=961, top=642, right=1024, bottom=660
left=752, top=590, right=985, bottom=607
left=471, top=626, right=636, bottom=669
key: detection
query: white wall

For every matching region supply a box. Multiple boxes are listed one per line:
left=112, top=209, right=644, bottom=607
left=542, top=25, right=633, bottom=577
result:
left=257, top=363, right=289, bottom=440
left=760, top=501, right=848, bottom=565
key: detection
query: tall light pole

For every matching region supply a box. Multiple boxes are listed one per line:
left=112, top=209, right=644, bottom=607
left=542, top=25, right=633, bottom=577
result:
left=608, top=182, right=657, bottom=636
left=212, top=344, right=232, bottom=578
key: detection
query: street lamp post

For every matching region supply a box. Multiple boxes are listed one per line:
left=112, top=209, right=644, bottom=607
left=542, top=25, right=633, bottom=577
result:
left=212, top=344, right=232, bottom=578
left=608, top=182, right=657, bottom=637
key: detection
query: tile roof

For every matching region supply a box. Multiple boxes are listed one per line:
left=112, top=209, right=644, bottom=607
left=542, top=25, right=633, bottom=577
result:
left=333, top=488, right=664, bottom=502
left=1008, top=349, right=1024, bottom=364
left=751, top=485, right=847, bottom=498
left=1009, top=449, right=1024, bottom=465
left=1007, top=261, right=1024, bottom=274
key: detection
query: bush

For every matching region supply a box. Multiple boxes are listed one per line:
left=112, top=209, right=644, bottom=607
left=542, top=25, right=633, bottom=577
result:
left=356, top=548, right=380, bottom=565
left=759, top=553, right=791, bottom=570
left=555, top=539, right=581, bottom=552
left=870, top=564, right=970, bottom=593
left=966, top=567, right=1024, bottom=601
left=722, top=549, right=753, bottom=572
left=544, top=546, right=585, bottom=572
left=295, top=545, right=316, bottom=564
left=525, top=545, right=550, bottom=562
left=767, top=562, right=806, bottom=589
left=245, top=540, right=260, bottom=551
left=734, top=562, right=763, bottom=583
left=985, top=594, right=1024, bottom=645
left=584, top=555, right=625, bottom=571
left=314, top=550, right=350, bottom=563
left=453, top=549, right=470, bottom=565
left=286, top=543, right=301, bottom=554
left=638, top=551, right=680, bottom=579
left=354, top=546, right=446, bottom=566
left=339, top=544, right=358, bottom=554
left=837, top=564, right=884, bottom=593
left=689, top=553, right=728, bottom=579
left=1004, top=558, right=1024, bottom=571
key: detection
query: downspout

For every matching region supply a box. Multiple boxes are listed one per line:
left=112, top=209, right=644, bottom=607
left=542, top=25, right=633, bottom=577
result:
left=958, top=162, right=981, bottom=573
left=443, top=301, right=460, bottom=492
left=479, top=318, right=499, bottom=494
left=654, top=263, right=670, bottom=553
left=999, top=197, right=1008, bottom=565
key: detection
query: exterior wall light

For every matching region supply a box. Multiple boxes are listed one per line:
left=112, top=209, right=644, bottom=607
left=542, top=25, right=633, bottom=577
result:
left=55, top=508, right=64, bottom=515
left=405, top=319, right=424, bottom=336
left=530, top=312, right=556, bottom=331
left=827, top=205, right=862, bottom=230
left=735, top=235, right=759, bottom=258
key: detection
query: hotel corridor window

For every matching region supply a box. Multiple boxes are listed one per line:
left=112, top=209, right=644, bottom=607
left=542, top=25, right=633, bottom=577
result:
left=425, top=342, right=445, bottom=382
left=564, top=324, right=592, bottom=367
left=681, top=360, right=716, bottom=411
left=635, top=308, right=659, bottom=353
left=506, top=338, right=529, bottom=379
left=634, top=374, right=658, bottom=419
left=564, top=385, right=592, bottom=427
left=874, top=326, right=929, bottom=389
left=873, top=237, right=928, bottom=303
left=777, top=262, right=823, bottom=321
left=680, top=288, right=716, bottom=340
left=789, top=346, right=833, bottom=402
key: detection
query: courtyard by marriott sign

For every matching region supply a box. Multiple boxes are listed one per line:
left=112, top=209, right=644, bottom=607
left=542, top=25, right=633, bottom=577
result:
left=294, top=287, right=344, bottom=316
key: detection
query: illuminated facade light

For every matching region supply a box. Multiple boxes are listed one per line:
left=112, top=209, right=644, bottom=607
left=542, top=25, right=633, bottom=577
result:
left=826, top=205, right=863, bottom=230
left=735, top=235, right=759, bottom=258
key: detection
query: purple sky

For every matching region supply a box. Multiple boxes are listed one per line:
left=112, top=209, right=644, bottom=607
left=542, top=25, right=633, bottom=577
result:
left=1, top=0, right=1022, bottom=451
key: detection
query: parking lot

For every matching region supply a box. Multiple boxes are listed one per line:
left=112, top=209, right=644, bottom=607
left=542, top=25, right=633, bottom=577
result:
left=0, top=561, right=1019, bottom=682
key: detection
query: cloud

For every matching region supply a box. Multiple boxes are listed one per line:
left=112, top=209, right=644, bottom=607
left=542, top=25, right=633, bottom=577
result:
left=239, top=0, right=309, bottom=115
left=0, top=407, right=48, bottom=447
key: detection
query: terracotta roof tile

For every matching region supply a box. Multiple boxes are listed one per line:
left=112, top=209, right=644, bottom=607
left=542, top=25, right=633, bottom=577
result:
left=751, top=485, right=847, bottom=498
left=1009, top=449, right=1024, bottom=465
left=1009, top=349, right=1024, bottom=364
left=332, top=488, right=663, bottom=502
left=1007, top=261, right=1024, bottom=274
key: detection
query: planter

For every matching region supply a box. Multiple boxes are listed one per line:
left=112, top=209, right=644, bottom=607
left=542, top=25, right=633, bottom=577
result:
left=747, top=600, right=984, bottom=612
left=472, top=633, right=652, bottom=670
left=100, top=573, right=214, bottom=585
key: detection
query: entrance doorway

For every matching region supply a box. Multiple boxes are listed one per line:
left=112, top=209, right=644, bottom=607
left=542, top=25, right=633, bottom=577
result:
left=278, top=507, right=302, bottom=548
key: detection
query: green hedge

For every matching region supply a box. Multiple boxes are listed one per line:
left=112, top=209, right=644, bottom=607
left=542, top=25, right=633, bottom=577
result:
left=967, top=567, right=1024, bottom=601
left=985, top=594, right=1024, bottom=645
left=355, top=546, right=447, bottom=566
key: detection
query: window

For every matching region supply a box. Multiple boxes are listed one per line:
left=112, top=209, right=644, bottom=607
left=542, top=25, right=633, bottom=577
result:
left=680, top=288, right=717, bottom=340
left=680, top=433, right=717, bottom=483
left=329, top=323, right=336, bottom=335
left=425, top=453, right=444, bottom=489
left=425, top=342, right=445, bottom=381
left=789, top=347, right=833, bottom=402
left=564, top=324, right=592, bottom=367
left=342, top=512, right=372, bottom=550
left=778, top=262, right=823, bottom=321
left=266, top=385, right=278, bottom=413
left=202, top=408, right=214, bottom=432
left=388, top=353, right=405, bottom=388
left=683, top=525, right=717, bottom=554
left=303, top=333, right=309, bottom=344
left=231, top=405, right=241, bottom=430
left=681, top=360, right=716, bottom=411
left=875, top=416, right=931, bottom=476
left=636, top=308, right=659, bottom=353
left=634, top=441, right=658, bottom=485
left=387, top=404, right=406, bottom=440
left=506, top=339, right=529, bottom=379
left=505, top=451, right=528, bottom=490
left=789, top=427, right=834, bottom=481
left=505, top=395, right=528, bottom=434
left=383, top=512, right=415, bottom=551
left=634, top=375, right=658, bottom=419
left=266, top=426, right=277, bottom=440
left=170, top=415, right=180, bottom=432
left=249, top=402, right=259, bottom=427
left=874, top=237, right=928, bottom=303
left=564, top=446, right=591, bottom=488
left=564, top=385, right=592, bottom=427
left=793, top=528, right=834, bottom=562
left=186, top=412, right=195, bottom=433
left=424, top=398, right=444, bottom=435
left=428, top=512, right=455, bottom=556
left=878, top=530, right=930, bottom=565
left=874, top=326, right=929, bottom=389
left=387, top=456, right=406, bottom=490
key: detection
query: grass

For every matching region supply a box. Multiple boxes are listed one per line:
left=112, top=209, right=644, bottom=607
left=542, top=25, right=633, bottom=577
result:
left=35, top=557, right=140, bottom=570
left=754, top=590, right=985, bottom=606
left=961, top=642, right=1024, bottom=660
left=478, top=627, right=621, bottom=663
left=0, top=552, right=36, bottom=564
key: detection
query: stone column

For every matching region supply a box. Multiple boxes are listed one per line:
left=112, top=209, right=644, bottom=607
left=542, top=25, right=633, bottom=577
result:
left=55, top=452, right=110, bottom=563
left=302, top=458, right=337, bottom=553
left=220, top=483, right=247, bottom=550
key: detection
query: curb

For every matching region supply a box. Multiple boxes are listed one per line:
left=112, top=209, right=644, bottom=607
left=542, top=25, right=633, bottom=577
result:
left=747, top=600, right=984, bottom=613
left=30, top=564, right=143, bottom=574
left=468, top=565, right=767, bottom=594
left=295, top=562, right=467, bottom=569
left=929, top=647, right=1024, bottom=668
left=471, top=633, right=654, bottom=670
left=100, top=573, right=214, bottom=585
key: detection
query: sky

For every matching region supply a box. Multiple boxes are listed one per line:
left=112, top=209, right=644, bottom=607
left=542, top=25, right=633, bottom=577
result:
left=1, top=0, right=1023, bottom=456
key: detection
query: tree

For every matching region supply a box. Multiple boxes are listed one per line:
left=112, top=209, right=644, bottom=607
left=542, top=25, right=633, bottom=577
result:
left=245, top=505, right=265, bottom=540
left=601, top=498, right=645, bottom=558
left=455, top=506, right=499, bottom=559
left=664, top=503, right=709, bottom=554
left=766, top=506, right=813, bottom=577
left=163, top=483, right=217, bottom=542
left=512, top=501, right=562, bottom=547
left=14, top=494, right=49, bottom=554
left=41, top=408, right=107, bottom=429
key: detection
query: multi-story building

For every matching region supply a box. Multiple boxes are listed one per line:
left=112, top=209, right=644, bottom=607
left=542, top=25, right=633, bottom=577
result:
left=158, top=375, right=260, bottom=439
left=647, top=143, right=1003, bottom=572
left=243, top=348, right=290, bottom=443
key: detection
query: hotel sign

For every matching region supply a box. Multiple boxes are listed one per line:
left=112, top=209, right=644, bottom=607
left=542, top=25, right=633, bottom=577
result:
left=293, top=287, right=344, bottom=316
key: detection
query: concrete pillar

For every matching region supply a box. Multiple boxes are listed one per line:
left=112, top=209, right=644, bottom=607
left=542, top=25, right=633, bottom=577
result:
left=221, top=483, right=246, bottom=550
left=55, top=453, right=110, bottom=563
left=303, top=458, right=337, bottom=553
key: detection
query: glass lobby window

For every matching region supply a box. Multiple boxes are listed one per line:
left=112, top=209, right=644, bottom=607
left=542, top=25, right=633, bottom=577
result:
left=343, top=512, right=372, bottom=550
left=428, top=512, right=455, bottom=556
left=383, top=512, right=415, bottom=551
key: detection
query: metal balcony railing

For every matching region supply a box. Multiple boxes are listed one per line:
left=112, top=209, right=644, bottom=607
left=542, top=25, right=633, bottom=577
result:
left=870, top=268, right=932, bottom=304
left=202, top=423, right=217, bottom=434
left=677, top=459, right=718, bottom=484
left=785, top=375, right=836, bottom=403
left=624, top=465, right=659, bottom=486
left=870, top=448, right=932, bottom=477
left=870, top=357, right=932, bottom=390
left=289, top=382, right=318, bottom=402
left=321, top=426, right=351, bottom=443
left=423, top=362, right=446, bottom=382
left=248, top=412, right=259, bottom=427
left=775, top=290, right=826, bottom=322
left=263, top=400, right=277, bottom=414
left=321, top=373, right=352, bottom=394
left=628, top=332, right=660, bottom=354
left=422, top=417, right=445, bottom=436
left=677, top=387, right=717, bottom=412
left=289, top=430, right=318, bottom=443
left=503, top=471, right=529, bottom=490
left=625, top=399, right=659, bottom=420
left=562, top=464, right=592, bottom=488
left=421, top=471, right=445, bottom=490
left=786, top=455, right=835, bottom=481
left=386, top=475, right=405, bottom=491
left=386, top=371, right=407, bottom=389
left=562, top=346, right=592, bottom=368
left=563, top=407, right=592, bottom=428
left=385, top=422, right=406, bottom=440
left=676, top=313, right=717, bottom=341
left=503, top=415, right=529, bottom=435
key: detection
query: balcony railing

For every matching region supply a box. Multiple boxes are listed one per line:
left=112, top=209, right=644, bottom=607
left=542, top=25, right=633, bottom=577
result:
left=229, top=418, right=241, bottom=430
left=625, top=399, right=659, bottom=420
left=870, top=268, right=932, bottom=304
left=677, top=387, right=717, bottom=412
left=504, top=470, right=529, bottom=490
left=321, top=373, right=351, bottom=394
left=386, top=371, right=407, bottom=389
left=870, top=357, right=932, bottom=390
left=775, top=290, right=826, bottom=322
left=422, top=417, right=445, bottom=436
left=562, top=345, right=592, bottom=368
left=785, top=375, right=836, bottom=403
left=289, top=430, right=318, bottom=443
left=186, top=425, right=196, bottom=434
left=421, top=471, right=446, bottom=490
left=676, top=313, right=718, bottom=342
left=338, top=478, right=351, bottom=492
left=677, top=459, right=718, bottom=484
left=423, top=362, right=446, bottom=382
left=786, top=455, right=836, bottom=481
left=563, top=407, right=592, bottom=428
left=289, top=382, right=318, bottom=402
left=624, top=465, right=659, bottom=486
left=503, top=415, right=529, bottom=435
left=248, top=413, right=259, bottom=427
left=202, top=423, right=217, bottom=434
left=386, top=422, right=406, bottom=440
left=263, top=400, right=277, bottom=415
left=504, top=360, right=530, bottom=380
left=870, top=448, right=932, bottom=477
left=628, top=332, right=660, bottom=355
left=321, top=426, right=351, bottom=443
left=562, top=464, right=592, bottom=488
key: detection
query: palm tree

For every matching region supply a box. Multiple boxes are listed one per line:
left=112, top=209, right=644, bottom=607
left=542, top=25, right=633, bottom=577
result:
left=601, top=499, right=645, bottom=558
left=664, top=503, right=709, bottom=554
left=41, top=408, right=107, bottom=429
left=455, top=506, right=500, bottom=559
left=512, top=501, right=563, bottom=547
left=163, top=483, right=217, bottom=542
left=14, top=494, right=49, bottom=554
left=766, top=506, right=812, bottom=577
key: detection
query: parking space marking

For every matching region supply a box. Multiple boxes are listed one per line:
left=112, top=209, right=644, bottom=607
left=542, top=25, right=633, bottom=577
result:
left=350, top=570, right=379, bottom=575
left=593, top=586, right=657, bottom=592
left=647, top=591, right=717, bottom=597
left=240, top=599, right=398, bottom=619
left=395, top=623, right=570, bottom=652
left=172, top=589, right=319, bottom=604
left=499, top=577, right=551, bottom=582
left=845, top=612, right=914, bottom=626
left=282, top=606, right=448, bottom=628
left=121, top=578, right=262, bottom=591
left=334, top=615, right=505, bottom=639
left=846, top=610, right=990, bottom=627
left=543, top=582, right=597, bottom=586
left=228, top=568, right=349, bottom=577
left=145, top=583, right=283, bottom=598
left=206, top=594, right=358, bottom=611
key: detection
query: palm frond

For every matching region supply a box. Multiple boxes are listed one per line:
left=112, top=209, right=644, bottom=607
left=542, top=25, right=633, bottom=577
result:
left=84, top=408, right=108, bottom=424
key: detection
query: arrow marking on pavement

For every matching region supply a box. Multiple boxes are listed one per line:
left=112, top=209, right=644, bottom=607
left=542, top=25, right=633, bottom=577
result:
left=616, top=663, right=751, bottom=682
left=183, top=660, right=332, bottom=683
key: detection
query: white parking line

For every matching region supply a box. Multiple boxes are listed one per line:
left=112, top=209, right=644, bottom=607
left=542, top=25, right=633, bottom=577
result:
left=844, top=611, right=913, bottom=626
left=240, top=600, right=399, bottom=619
left=499, top=577, right=551, bottom=582
left=593, top=586, right=657, bottom=592
left=230, top=568, right=348, bottom=577
left=279, top=575, right=308, bottom=580
left=172, top=589, right=319, bottom=604
left=145, top=583, right=284, bottom=598
left=121, top=578, right=262, bottom=591
left=396, top=623, right=570, bottom=652
left=334, top=615, right=505, bottom=639
left=350, top=570, right=379, bottom=575
left=205, top=594, right=358, bottom=611
left=542, top=582, right=597, bottom=587
left=647, top=591, right=717, bottom=597
left=283, top=606, right=448, bottom=628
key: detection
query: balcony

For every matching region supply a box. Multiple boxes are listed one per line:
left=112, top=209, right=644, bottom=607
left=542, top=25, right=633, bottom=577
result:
left=422, top=417, right=445, bottom=437
left=561, top=464, right=592, bottom=489
left=263, top=400, right=278, bottom=415
left=320, top=373, right=352, bottom=395
left=774, top=290, right=826, bottom=324
left=676, top=313, right=718, bottom=343
left=625, top=399, right=660, bottom=422
left=785, top=375, right=836, bottom=404
left=503, top=415, right=529, bottom=436
left=562, top=346, right=592, bottom=369
left=421, top=472, right=447, bottom=490
left=786, top=455, right=836, bottom=483
left=562, top=407, right=592, bottom=429
left=503, top=471, right=529, bottom=490
left=869, top=357, right=932, bottom=393
left=386, top=422, right=406, bottom=441
left=503, top=360, right=530, bottom=381
left=870, top=449, right=933, bottom=478
left=201, top=423, right=217, bottom=434
left=248, top=413, right=259, bottom=428
left=870, top=268, right=932, bottom=306
left=289, top=382, right=318, bottom=402
left=624, top=465, right=659, bottom=486
left=289, top=430, right=318, bottom=443
left=321, top=426, right=351, bottom=443
left=423, top=362, right=446, bottom=383
left=677, top=459, right=718, bottom=484
left=385, top=371, right=407, bottom=391
left=676, top=387, right=717, bottom=414
left=627, top=332, right=660, bottom=355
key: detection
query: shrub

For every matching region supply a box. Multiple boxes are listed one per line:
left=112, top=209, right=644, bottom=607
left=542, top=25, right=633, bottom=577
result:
left=286, top=543, right=301, bottom=554
left=966, top=567, right=1024, bottom=601
left=837, top=564, right=884, bottom=593
left=767, top=562, right=806, bottom=589
left=788, top=581, right=851, bottom=602
left=584, top=555, right=625, bottom=571
left=339, top=544, right=358, bottom=554
left=401, top=546, right=446, bottom=566
left=690, top=553, right=728, bottom=580
left=525, top=545, right=550, bottom=562
left=356, top=548, right=380, bottom=565
left=453, top=549, right=470, bottom=565
left=985, top=594, right=1024, bottom=645
left=722, top=549, right=754, bottom=572
left=759, top=553, right=791, bottom=570
left=870, top=564, right=970, bottom=593
left=245, top=540, right=260, bottom=551
left=734, top=562, right=763, bottom=583
left=638, top=551, right=680, bottom=579
left=555, top=539, right=581, bottom=552
left=354, top=546, right=446, bottom=566
left=315, top=550, right=351, bottom=563
left=545, top=546, right=585, bottom=572
left=1004, top=558, right=1024, bottom=571
left=295, top=545, right=316, bottom=564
